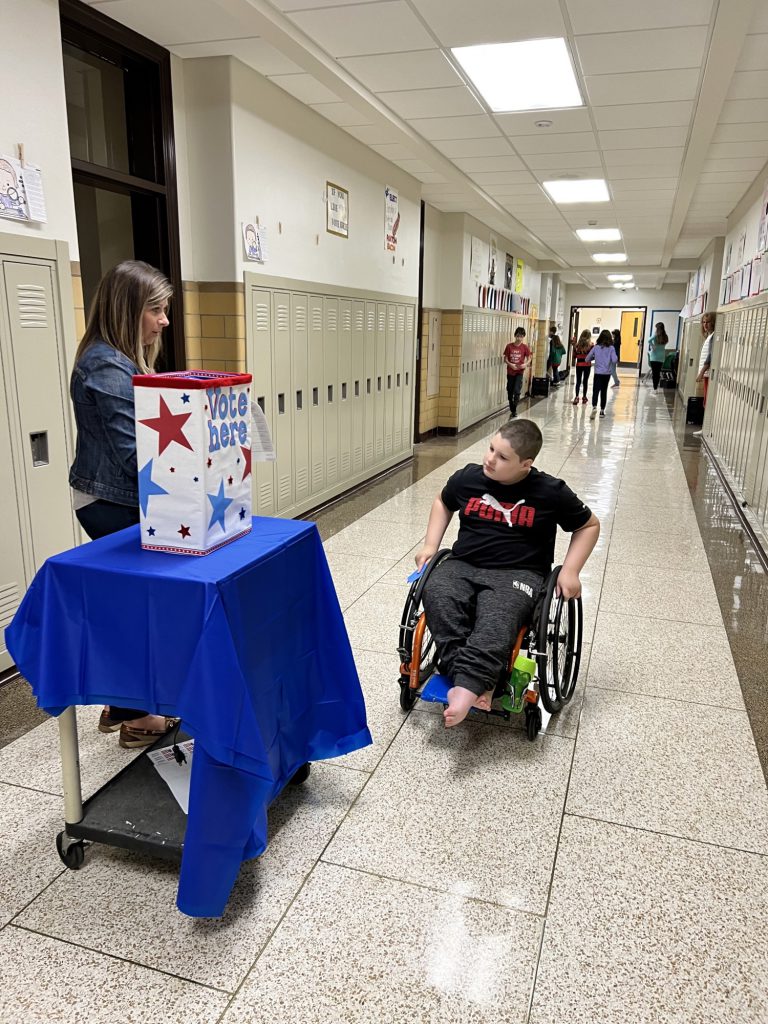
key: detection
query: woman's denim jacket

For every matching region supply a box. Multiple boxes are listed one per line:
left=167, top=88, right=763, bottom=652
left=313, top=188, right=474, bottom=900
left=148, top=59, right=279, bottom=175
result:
left=69, top=340, right=140, bottom=507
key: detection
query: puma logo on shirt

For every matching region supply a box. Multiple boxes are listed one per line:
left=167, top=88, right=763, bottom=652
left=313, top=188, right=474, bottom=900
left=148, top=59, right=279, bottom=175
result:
left=464, top=493, right=537, bottom=527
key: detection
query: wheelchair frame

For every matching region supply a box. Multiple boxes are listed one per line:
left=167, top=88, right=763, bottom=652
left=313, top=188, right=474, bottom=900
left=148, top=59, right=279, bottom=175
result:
left=396, top=550, right=583, bottom=740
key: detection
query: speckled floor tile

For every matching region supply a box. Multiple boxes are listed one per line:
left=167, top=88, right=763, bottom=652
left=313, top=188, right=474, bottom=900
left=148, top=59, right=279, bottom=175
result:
left=323, top=551, right=395, bottom=610
left=0, top=782, right=64, bottom=926
left=567, top=689, right=768, bottom=851
left=16, top=763, right=365, bottom=991
left=0, top=705, right=142, bottom=798
left=220, top=861, right=542, bottom=1024
left=605, top=527, right=708, bottom=568
left=587, top=613, right=744, bottom=708
left=324, top=712, right=574, bottom=914
left=599, top=562, right=722, bottom=624
left=0, top=926, right=228, bottom=1023
left=324, top=649, right=407, bottom=771
left=530, top=816, right=768, bottom=1024
left=322, top=518, right=425, bottom=559
left=343, top=581, right=409, bottom=654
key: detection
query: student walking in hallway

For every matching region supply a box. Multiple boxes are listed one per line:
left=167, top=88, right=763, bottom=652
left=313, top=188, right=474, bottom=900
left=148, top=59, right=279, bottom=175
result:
left=586, top=330, right=618, bottom=419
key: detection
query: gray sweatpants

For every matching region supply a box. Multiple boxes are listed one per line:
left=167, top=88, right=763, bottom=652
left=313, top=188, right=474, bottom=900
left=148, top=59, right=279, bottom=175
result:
left=421, top=556, right=543, bottom=697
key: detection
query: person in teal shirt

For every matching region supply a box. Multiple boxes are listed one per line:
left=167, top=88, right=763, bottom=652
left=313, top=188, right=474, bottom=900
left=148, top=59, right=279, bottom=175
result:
left=647, top=322, right=669, bottom=393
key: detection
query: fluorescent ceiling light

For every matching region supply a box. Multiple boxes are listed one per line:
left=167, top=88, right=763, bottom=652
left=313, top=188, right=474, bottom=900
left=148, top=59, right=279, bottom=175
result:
left=576, top=228, right=621, bottom=242
left=607, top=274, right=632, bottom=281
left=452, top=38, right=582, bottom=113
left=543, top=179, right=610, bottom=204
left=592, top=252, right=628, bottom=263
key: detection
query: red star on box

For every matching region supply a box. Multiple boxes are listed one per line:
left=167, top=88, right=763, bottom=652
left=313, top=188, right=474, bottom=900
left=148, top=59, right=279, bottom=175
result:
left=178, top=524, right=191, bottom=539
left=241, top=445, right=252, bottom=481
left=140, top=397, right=193, bottom=456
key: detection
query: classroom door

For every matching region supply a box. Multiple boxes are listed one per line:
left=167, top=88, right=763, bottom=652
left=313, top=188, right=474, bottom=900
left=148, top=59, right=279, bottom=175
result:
left=620, top=309, right=644, bottom=367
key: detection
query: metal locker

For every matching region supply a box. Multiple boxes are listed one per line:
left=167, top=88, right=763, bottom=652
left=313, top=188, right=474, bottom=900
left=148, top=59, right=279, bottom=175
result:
left=0, top=260, right=77, bottom=570
left=338, top=298, right=353, bottom=479
left=393, top=304, right=405, bottom=452
left=364, top=301, right=377, bottom=467
left=291, top=293, right=310, bottom=505
left=250, top=289, right=275, bottom=515
left=402, top=304, right=415, bottom=450
left=384, top=303, right=396, bottom=456
left=309, top=295, right=325, bottom=496
left=745, top=308, right=768, bottom=504
left=272, top=292, right=294, bottom=513
left=738, top=308, right=759, bottom=488
left=375, top=302, right=386, bottom=461
left=323, top=296, right=340, bottom=486
left=351, top=300, right=365, bottom=472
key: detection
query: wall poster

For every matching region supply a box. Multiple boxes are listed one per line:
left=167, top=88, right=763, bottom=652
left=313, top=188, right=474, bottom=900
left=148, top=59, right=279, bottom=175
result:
left=384, top=186, right=399, bottom=251
left=0, top=154, right=47, bottom=223
left=504, top=253, right=514, bottom=290
left=326, top=181, right=349, bottom=237
left=514, top=258, right=525, bottom=293
left=488, top=234, right=498, bottom=285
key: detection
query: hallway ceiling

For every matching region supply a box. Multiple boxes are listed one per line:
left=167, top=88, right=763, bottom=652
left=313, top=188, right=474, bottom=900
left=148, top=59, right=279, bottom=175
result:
left=86, top=0, right=768, bottom=288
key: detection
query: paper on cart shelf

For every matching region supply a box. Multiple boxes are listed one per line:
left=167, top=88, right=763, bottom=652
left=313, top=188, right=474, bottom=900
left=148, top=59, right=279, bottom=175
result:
left=147, top=740, right=195, bottom=814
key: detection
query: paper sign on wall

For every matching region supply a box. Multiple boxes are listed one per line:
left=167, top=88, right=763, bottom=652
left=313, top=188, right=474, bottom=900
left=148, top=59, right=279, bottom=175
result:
left=514, top=258, right=524, bottom=293
left=0, top=154, right=47, bottom=223
left=242, top=221, right=268, bottom=262
left=385, top=186, right=399, bottom=252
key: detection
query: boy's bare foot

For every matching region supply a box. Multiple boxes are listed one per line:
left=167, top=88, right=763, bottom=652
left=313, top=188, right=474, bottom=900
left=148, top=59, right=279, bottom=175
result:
left=444, top=686, right=492, bottom=727
left=474, top=688, right=495, bottom=712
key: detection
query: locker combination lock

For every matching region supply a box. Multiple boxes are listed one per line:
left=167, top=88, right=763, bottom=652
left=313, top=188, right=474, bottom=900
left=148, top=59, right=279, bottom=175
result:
left=30, top=431, right=49, bottom=467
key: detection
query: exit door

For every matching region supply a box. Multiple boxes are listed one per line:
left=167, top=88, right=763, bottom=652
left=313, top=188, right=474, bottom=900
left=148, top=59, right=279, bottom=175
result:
left=620, top=309, right=645, bottom=368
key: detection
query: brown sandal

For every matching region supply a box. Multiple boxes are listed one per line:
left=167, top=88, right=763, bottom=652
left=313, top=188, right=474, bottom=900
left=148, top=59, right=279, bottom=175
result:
left=118, top=717, right=180, bottom=749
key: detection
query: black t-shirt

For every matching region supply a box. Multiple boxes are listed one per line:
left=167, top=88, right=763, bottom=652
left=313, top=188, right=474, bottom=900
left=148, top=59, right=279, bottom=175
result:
left=441, top=465, right=592, bottom=573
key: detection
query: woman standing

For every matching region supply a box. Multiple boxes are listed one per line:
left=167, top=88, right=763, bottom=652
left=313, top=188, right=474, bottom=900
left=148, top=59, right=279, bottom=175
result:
left=69, top=260, right=179, bottom=748
left=548, top=333, right=566, bottom=388
left=572, top=329, right=593, bottom=405
left=585, top=329, right=618, bottom=419
left=647, top=322, right=669, bottom=393
left=610, top=329, right=622, bottom=388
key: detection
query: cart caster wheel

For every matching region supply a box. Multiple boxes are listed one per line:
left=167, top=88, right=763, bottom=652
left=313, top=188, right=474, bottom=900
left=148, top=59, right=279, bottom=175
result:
left=288, top=762, right=311, bottom=786
left=525, top=706, right=542, bottom=742
left=56, top=832, right=85, bottom=870
left=399, top=681, right=418, bottom=712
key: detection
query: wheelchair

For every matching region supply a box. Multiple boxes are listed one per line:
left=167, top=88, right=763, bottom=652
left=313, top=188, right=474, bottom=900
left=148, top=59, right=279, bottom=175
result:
left=396, top=550, right=583, bottom=740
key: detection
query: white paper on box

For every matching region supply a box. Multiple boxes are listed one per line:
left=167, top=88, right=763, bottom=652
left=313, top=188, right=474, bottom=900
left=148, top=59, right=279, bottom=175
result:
left=133, top=370, right=253, bottom=555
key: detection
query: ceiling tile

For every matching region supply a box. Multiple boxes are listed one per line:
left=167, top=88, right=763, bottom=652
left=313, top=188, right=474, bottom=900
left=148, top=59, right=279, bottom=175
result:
left=370, top=143, right=423, bottom=161
left=496, top=108, right=593, bottom=134
left=512, top=132, right=598, bottom=155
left=599, top=126, right=689, bottom=150
left=408, top=0, right=565, bottom=47
left=379, top=86, right=483, bottom=120
left=713, top=122, right=768, bottom=143
left=719, top=99, right=768, bottom=123
left=576, top=27, right=707, bottom=76
left=586, top=69, right=700, bottom=106
left=484, top=184, right=544, bottom=197
left=593, top=101, right=694, bottom=131
left=566, top=0, right=713, bottom=34
left=286, top=2, right=433, bottom=57
left=526, top=152, right=603, bottom=170
left=608, top=163, right=682, bottom=179
left=727, top=70, right=768, bottom=100
left=704, top=156, right=767, bottom=171
left=389, top=157, right=438, bottom=174
left=309, top=102, right=373, bottom=126
left=610, top=178, right=680, bottom=191
left=604, top=147, right=684, bottom=167
left=707, top=140, right=768, bottom=160
left=432, top=138, right=519, bottom=158
left=452, top=155, right=526, bottom=172
left=468, top=170, right=539, bottom=185
left=749, top=7, right=768, bottom=32
left=90, top=0, right=250, bottom=45
left=268, top=73, right=342, bottom=106
left=344, top=123, right=408, bottom=145
left=413, top=171, right=450, bottom=183
left=737, top=34, right=768, bottom=72
left=338, top=50, right=461, bottom=92
left=272, top=0, right=384, bottom=8
left=407, top=114, right=500, bottom=140
left=699, top=170, right=756, bottom=183
left=169, top=38, right=303, bottom=76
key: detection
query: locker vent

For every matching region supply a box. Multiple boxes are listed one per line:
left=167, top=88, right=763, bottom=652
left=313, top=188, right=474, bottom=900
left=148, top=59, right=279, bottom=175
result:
left=294, top=304, right=307, bottom=332
left=255, top=302, right=269, bottom=331
left=279, top=475, right=291, bottom=504
left=367, top=309, right=375, bottom=331
left=355, top=308, right=364, bottom=331
left=342, top=308, right=352, bottom=331
left=259, top=482, right=273, bottom=506
left=388, top=309, right=396, bottom=330
left=341, top=452, right=351, bottom=474
left=313, top=462, right=323, bottom=486
left=365, top=441, right=373, bottom=461
left=276, top=304, right=289, bottom=332
left=327, top=456, right=337, bottom=478
left=406, top=308, right=414, bottom=331
left=296, top=467, right=308, bottom=492
left=0, top=581, right=21, bottom=630
left=353, top=446, right=362, bottom=469
left=16, top=284, right=47, bottom=329
left=398, top=310, right=405, bottom=331
left=312, top=306, right=323, bottom=331
left=326, top=306, right=338, bottom=331
left=378, top=309, right=386, bottom=331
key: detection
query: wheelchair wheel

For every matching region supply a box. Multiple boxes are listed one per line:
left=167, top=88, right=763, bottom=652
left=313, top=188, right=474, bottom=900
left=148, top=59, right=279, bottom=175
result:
left=525, top=704, right=541, bottom=742
left=536, top=567, right=583, bottom=714
left=397, top=550, right=451, bottom=707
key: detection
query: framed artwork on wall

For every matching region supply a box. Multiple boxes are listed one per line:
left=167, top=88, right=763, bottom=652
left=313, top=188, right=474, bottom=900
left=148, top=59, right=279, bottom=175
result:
left=326, top=181, right=349, bottom=237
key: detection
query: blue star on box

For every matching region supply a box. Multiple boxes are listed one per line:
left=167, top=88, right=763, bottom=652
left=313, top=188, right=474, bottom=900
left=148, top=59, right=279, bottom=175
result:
left=138, top=459, right=169, bottom=516
left=181, top=393, right=190, bottom=404
left=207, top=480, right=234, bottom=532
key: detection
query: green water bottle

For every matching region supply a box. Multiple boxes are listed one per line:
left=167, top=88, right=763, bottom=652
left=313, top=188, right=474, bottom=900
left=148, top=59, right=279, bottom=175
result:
left=501, top=654, right=537, bottom=713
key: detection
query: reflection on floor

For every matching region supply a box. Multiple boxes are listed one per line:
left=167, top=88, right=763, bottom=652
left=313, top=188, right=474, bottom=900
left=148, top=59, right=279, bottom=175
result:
left=2, top=374, right=767, bottom=1023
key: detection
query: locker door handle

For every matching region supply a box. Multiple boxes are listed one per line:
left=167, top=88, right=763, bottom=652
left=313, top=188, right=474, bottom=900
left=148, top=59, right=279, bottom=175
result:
left=30, top=431, right=49, bottom=467
left=296, top=390, right=303, bottom=411
left=257, top=396, right=266, bottom=413
left=277, top=393, right=285, bottom=414
left=313, top=387, right=319, bottom=406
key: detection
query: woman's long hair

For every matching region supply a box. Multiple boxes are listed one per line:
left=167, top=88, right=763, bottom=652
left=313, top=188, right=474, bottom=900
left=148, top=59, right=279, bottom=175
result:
left=654, top=322, right=669, bottom=346
left=75, top=261, right=173, bottom=374
left=597, top=329, right=614, bottom=347
left=575, top=329, right=592, bottom=355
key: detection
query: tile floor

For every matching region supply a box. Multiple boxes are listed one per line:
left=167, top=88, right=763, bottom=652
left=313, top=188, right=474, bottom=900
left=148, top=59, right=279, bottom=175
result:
left=2, top=375, right=768, bottom=1022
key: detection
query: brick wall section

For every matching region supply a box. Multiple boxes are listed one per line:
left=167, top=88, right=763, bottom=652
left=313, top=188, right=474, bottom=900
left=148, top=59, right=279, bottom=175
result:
left=183, top=282, right=246, bottom=374
left=439, top=310, right=462, bottom=429
left=418, top=310, right=439, bottom=435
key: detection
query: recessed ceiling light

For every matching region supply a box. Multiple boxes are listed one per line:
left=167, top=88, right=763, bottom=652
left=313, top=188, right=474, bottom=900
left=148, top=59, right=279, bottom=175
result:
left=543, top=179, right=610, bottom=204
left=452, top=38, right=583, bottom=113
left=576, top=228, right=622, bottom=242
left=592, top=252, right=628, bottom=263
left=607, top=274, right=632, bottom=281
left=535, top=119, right=553, bottom=128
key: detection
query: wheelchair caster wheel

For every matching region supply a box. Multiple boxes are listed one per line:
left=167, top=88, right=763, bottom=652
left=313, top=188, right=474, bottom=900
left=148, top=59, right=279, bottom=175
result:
left=56, top=832, right=85, bottom=870
left=288, top=763, right=311, bottom=786
left=399, top=681, right=418, bottom=712
left=525, top=706, right=542, bottom=742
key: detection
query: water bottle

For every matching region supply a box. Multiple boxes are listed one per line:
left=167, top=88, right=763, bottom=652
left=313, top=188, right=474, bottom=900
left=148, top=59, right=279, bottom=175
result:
left=501, top=654, right=537, bottom=713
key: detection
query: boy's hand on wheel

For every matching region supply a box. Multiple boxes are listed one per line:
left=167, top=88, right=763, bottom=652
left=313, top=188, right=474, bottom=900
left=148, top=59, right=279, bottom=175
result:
left=415, top=546, right=436, bottom=570
left=556, top=569, right=581, bottom=599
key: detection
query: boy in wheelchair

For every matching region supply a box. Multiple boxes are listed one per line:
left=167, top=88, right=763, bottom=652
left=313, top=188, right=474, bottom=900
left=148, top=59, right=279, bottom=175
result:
left=415, top=420, right=600, bottom=727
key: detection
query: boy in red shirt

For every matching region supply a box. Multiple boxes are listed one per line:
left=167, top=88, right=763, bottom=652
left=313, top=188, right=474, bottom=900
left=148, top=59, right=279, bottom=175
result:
left=503, top=327, right=531, bottom=417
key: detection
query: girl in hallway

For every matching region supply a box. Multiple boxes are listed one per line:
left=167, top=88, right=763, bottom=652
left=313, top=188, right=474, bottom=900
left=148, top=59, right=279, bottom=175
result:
left=572, top=329, right=593, bottom=405
left=69, top=260, right=179, bottom=748
left=585, top=329, right=618, bottom=419
left=611, top=328, right=622, bottom=387
left=647, top=322, right=669, bottom=393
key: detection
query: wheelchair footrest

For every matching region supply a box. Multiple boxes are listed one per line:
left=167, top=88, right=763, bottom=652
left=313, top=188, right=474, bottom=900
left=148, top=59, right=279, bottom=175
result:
left=420, top=674, right=452, bottom=703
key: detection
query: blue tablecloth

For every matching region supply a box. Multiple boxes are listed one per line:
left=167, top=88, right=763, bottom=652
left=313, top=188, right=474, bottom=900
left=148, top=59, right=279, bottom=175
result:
left=5, top=517, right=371, bottom=917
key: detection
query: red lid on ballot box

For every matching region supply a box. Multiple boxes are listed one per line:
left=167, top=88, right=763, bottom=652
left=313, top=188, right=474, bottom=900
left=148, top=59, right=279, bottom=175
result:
left=133, top=370, right=253, bottom=389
